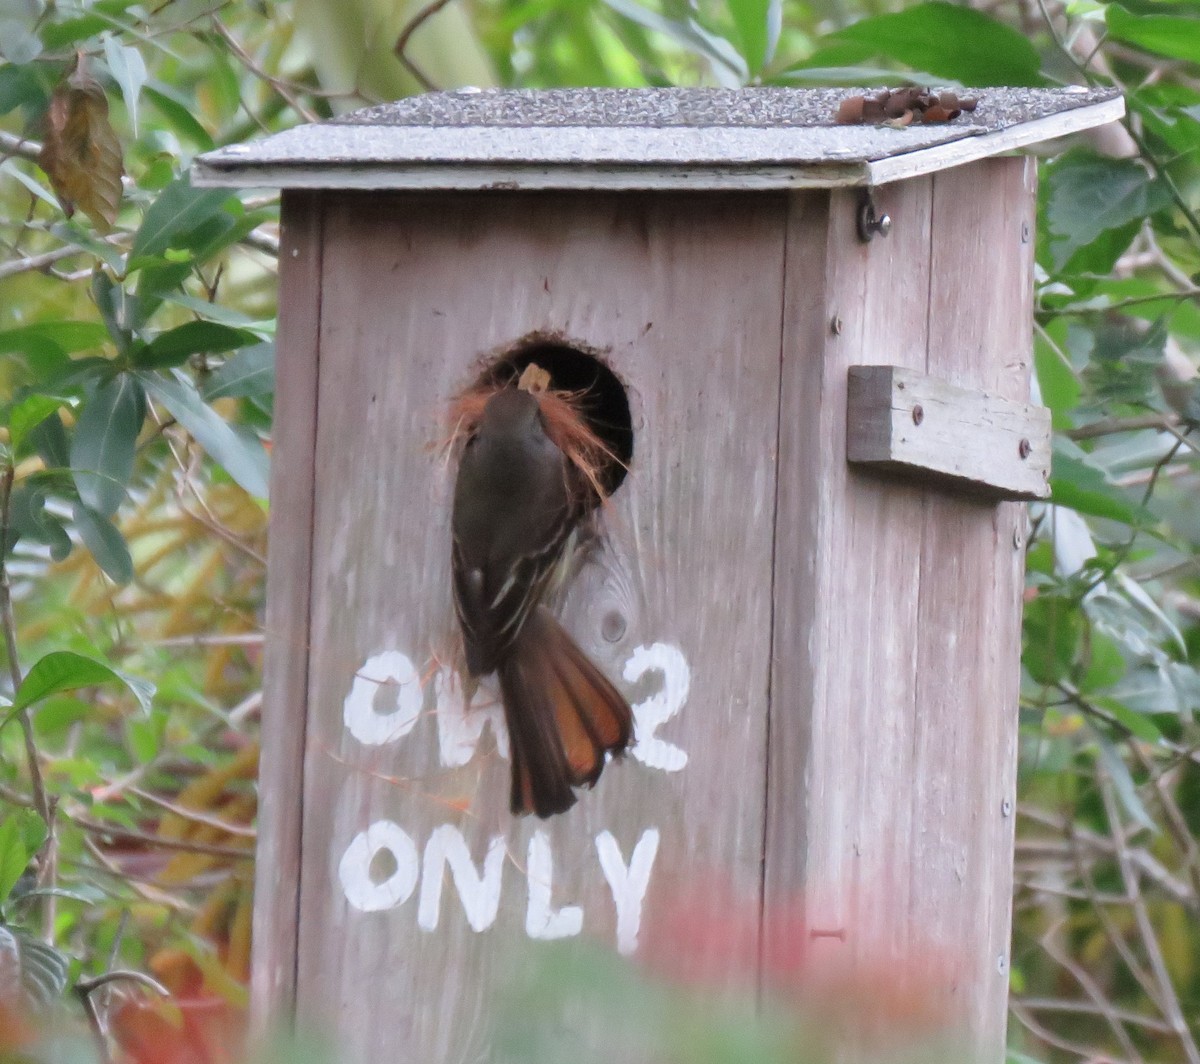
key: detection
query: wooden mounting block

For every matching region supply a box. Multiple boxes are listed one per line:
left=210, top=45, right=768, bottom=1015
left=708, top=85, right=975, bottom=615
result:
left=846, top=364, right=1052, bottom=501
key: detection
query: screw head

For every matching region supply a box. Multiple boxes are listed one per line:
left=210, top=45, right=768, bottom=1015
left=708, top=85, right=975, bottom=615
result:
left=912, top=405, right=924, bottom=426
left=997, top=954, right=1008, bottom=974
left=830, top=315, right=843, bottom=336
left=1018, top=438, right=1032, bottom=459
left=1001, top=798, right=1013, bottom=817
left=1021, top=221, right=1030, bottom=243
left=875, top=212, right=892, bottom=237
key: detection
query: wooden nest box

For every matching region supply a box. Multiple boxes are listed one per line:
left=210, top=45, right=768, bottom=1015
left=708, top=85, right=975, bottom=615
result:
left=194, top=86, right=1123, bottom=1063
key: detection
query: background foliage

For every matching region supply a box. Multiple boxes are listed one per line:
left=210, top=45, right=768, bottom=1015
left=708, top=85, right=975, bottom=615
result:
left=0, top=1, right=1197, bottom=1062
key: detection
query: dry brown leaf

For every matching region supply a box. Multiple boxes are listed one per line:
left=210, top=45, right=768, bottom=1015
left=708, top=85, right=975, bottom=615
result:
left=38, top=62, right=124, bottom=232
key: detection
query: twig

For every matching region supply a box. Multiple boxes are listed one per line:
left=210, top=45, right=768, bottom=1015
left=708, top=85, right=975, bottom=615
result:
left=393, top=0, right=457, bottom=91
left=0, top=130, right=41, bottom=163
left=68, top=813, right=253, bottom=859
left=1099, top=771, right=1200, bottom=1064
left=77, top=969, right=170, bottom=998
left=212, top=19, right=320, bottom=124
left=1016, top=996, right=1174, bottom=1035
left=1068, top=413, right=1180, bottom=441
left=0, top=464, right=55, bottom=940
left=129, top=785, right=257, bottom=839
left=1038, top=926, right=1145, bottom=1061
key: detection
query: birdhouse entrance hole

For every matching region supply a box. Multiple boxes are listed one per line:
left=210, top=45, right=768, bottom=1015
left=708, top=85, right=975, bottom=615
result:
left=472, top=341, right=633, bottom=498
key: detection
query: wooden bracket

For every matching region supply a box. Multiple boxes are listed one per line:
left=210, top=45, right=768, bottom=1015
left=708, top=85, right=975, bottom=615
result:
left=846, top=365, right=1051, bottom=501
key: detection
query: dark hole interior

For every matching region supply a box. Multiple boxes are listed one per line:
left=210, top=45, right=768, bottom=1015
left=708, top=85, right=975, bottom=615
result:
left=478, top=343, right=633, bottom=498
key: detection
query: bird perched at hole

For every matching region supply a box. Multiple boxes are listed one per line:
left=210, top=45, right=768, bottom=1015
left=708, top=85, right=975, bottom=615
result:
left=449, top=364, right=633, bottom=818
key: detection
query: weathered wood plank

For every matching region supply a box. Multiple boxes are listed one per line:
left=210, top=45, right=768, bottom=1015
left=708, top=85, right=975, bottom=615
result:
left=251, top=190, right=324, bottom=1030
left=910, top=156, right=1034, bottom=1063
left=294, top=191, right=787, bottom=1062
left=846, top=364, right=1050, bottom=500
left=765, top=176, right=935, bottom=1034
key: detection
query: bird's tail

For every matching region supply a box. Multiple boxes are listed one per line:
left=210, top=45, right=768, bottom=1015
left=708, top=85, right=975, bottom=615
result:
left=498, top=606, right=633, bottom=818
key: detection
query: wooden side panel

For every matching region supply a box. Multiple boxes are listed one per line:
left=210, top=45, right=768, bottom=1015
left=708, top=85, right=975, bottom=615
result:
left=765, top=178, right=934, bottom=1004
left=909, top=156, right=1033, bottom=1062
left=765, top=159, right=1034, bottom=1064
left=295, top=191, right=787, bottom=1062
left=251, top=191, right=324, bottom=1027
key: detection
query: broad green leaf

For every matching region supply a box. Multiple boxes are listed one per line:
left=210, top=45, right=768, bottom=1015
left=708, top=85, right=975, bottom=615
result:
left=728, top=0, right=782, bottom=74
left=820, top=2, right=1043, bottom=86
left=137, top=321, right=260, bottom=369
left=28, top=411, right=69, bottom=469
left=102, top=34, right=147, bottom=136
left=1050, top=448, right=1154, bottom=525
left=1095, top=695, right=1163, bottom=743
left=1044, top=151, right=1171, bottom=271
left=1024, top=593, right=1081, bottom=686
left=13, top=650, right=128, bottom=712
left=202, top=342, right=275, bottom=400
left=70, top=374, right=144, bottom=516
left=0, top=814, right=34, bottom=904
left=138, top=372, right=269, bottom=497
left=0, top=20, right=42, bottom=64
left=0, top=61, right=49, bottom=116
left=129, top=175, right=232, bottom=263
left=73, top=499, right=134, bottom=583
left=7, top=484, right=72, bottom=561
left=7, top=394, right=69, bottom=452
left=1107, top=5, right=1200, bottom=61
left=143, top=84, right=215, bottom=150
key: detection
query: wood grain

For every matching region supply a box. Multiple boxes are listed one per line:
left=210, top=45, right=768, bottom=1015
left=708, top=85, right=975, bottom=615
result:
left=911, top=156, right=1034, bottom=1063
left=846, top=364, right=1051, bottom=500
left=251, top=190, right=324, bottom=1030
left=764, top=158, right=1035, bottom=1064
left=292, top=191, right=788, bottom=1063
left=765, top=175, right=934, bottom=1027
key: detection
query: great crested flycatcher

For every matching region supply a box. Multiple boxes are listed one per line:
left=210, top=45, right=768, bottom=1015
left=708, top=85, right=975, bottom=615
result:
left=451, top=384, right=632, bottom=818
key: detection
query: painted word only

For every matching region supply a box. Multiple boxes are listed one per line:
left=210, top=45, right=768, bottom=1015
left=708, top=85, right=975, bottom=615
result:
left=338, top=821, right=660, bottom=956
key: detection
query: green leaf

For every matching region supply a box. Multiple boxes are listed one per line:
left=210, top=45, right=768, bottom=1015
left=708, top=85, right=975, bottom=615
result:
left=1024, top=593, right=1081, bottom=686
left=1044, top=151, right=1171, bottom=272
left=129, top=175, right=232, bottom=264
left=138, top=372, right=269, bottom=498
left=29, top=411, right=69, bottom=469
left=820, top=2, right=1043, bottom=86
left=0, top=813, right=38, bottom=904
left=70, top=374, right=144, bottom=516
left=0, top=19, right=42, bottom=65
left=143, top=84, right=215, bottom=151
left=137, top=321, right=260, bottom=370
left=1096, top=696, right=1162, bottom=743
left=102, top=34, right=147, bottom=136
left=202, top=342, right=275, bottom=400
left=73, top=500, right=134, bottom=583
left=1050, top=448, right=1153, bottom=525
left=13, top=650, right=127, bottom=713
left=8, top=485, right=72, bottom=561
left=728, top=0, right=782, bottom=74
left=0, top=62, right=50, bottom=116
left=1107, top=5, right=1200, bottom=61
left=7, top=394, right=69, bottom=452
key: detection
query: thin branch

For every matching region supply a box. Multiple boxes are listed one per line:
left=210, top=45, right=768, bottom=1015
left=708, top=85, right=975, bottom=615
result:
left=128, top=785, right=257, bottom=839
left=68, top=813, right=254, bottom=859
left=1016, top=997, right=1174, bottom=1035
left=212, top=19, right=320, bottom=124
left=0, top=464, right=55, bottom=941
left=0, top=129, right=41, bottom=163
left=1099, top=771, right=1200, bottom=1064
left=1068, top=413, right=1181, bottom=441
left=393, top=0, right=457, bottom=91
left=77, top=969, right=170, bottom=998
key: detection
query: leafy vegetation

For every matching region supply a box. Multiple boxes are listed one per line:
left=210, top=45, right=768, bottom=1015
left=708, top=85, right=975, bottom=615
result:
left=0, top=1, right=1198, bottom=1062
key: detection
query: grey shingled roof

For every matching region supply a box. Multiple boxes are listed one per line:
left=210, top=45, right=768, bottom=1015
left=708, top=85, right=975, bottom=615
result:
left=192, top=86, right=1123, bottom=191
